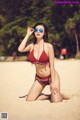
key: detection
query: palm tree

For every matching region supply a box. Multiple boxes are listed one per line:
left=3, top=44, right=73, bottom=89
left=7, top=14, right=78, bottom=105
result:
left=65, top=18, right=79, bottom=57
left=69, top=26, right=79, bottom=57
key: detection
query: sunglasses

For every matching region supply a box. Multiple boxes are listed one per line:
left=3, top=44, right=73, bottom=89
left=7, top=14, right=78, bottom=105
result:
left=34, top=28, right=44, bottom=33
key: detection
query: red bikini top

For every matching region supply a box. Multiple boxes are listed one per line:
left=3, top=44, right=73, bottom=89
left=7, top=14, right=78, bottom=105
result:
left=28, top=43, right=49, bottom=64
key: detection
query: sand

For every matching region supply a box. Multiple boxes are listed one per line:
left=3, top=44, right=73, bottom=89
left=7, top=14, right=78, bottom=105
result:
left=0, top=59, right=80, bottom=120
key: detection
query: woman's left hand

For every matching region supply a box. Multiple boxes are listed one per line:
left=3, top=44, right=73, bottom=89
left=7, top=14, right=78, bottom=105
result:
left=50, top=83, right=59, bottom=94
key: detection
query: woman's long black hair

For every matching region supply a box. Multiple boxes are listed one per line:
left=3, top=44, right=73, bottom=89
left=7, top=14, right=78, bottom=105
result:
left=33, top=22, right=48, bottom=44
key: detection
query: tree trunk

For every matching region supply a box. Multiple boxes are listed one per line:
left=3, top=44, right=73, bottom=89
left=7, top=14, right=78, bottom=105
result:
left=74, top=30, right=79, bottom=57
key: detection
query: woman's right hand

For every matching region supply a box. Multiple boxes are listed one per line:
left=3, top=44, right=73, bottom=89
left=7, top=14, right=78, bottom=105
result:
left=27, top=27, right=34, bottom=36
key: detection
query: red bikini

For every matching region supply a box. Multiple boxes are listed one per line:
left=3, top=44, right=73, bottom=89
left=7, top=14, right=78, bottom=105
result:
left=28, top=46, right=49, bottom=64
left=35, top=74, right=50, bottom=85
left=28, top=43, right=51, bottom=85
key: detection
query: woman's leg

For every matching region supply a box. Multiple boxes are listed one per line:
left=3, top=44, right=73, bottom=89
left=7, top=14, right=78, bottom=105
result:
left=19, top=93, right=51, bottom=100
left=37, top=93, right=51, bottom=100
left=26, top=80, right=47, bottom=101
left=50, top=70, right=64, bottom=103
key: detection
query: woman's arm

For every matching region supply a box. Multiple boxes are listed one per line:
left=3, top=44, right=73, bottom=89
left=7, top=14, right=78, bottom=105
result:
left=18, top=27, right=34, bottom=52
left=48, top=44, right=55, bottom=84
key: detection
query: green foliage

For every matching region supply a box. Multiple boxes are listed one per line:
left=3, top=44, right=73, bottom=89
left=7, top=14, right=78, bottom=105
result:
left=0, top=0, right=80, bottom=57
left=0, top=45, right=5, bottom=55
left=65, top=12, right=80, bottom=34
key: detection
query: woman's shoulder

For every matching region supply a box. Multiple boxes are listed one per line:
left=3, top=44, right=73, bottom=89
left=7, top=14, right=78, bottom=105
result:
left=28, top=43, right=34, bottom=47
left=27, top=43, right=34, bottom=51
left=45, top=42, right=53, bottom=48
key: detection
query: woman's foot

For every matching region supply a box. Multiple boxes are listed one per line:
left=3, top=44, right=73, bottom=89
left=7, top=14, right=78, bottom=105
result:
left=37, top=93, right=51, bottom=100
left=61, top=93, right=72, bottom=100
left=19, top=94, right=28, bottom=98
left=61, top=93, right=79, bottom=100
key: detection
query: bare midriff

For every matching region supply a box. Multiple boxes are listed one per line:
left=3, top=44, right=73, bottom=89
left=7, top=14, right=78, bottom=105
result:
left=35, top=63, right=51, bottom=77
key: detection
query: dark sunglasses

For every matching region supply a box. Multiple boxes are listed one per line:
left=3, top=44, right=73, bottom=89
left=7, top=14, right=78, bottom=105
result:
left=34, top=28, right=44, bottom=33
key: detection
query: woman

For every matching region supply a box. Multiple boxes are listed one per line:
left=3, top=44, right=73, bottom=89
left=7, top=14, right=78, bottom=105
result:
left=18, top=22, right=69, bottom=103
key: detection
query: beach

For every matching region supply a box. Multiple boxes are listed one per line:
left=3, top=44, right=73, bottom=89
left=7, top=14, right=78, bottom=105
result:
left=0, top=59, right=80, bottom=120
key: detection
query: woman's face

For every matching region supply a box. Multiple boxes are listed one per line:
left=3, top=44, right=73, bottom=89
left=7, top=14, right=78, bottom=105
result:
left=34, top=25, right=45, bottom=39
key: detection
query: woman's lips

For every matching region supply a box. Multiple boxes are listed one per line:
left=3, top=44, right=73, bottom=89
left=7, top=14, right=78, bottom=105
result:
left=36, top=33, right=40, bottom=36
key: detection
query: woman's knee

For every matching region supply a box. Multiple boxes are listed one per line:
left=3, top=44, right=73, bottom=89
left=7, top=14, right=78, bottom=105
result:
left=50, top=89, right=63, bottom=103
left=51, top=96, right=63, bottom=103
left=50, top=92, right=63, bottom=103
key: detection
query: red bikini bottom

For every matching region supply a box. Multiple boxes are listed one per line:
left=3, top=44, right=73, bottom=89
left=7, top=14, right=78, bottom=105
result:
left=35, top=74, right=51, bottom=85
